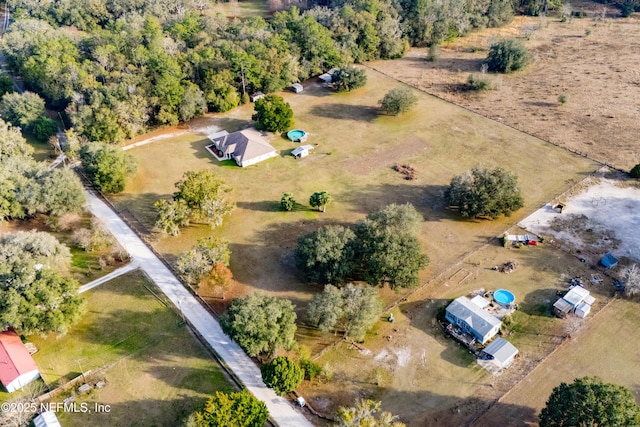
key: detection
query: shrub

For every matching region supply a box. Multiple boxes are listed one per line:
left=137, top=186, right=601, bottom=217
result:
left=467, top=74, right=493, bottom=91
left=426, top=44, right=440, bottom=62
left=558, top=94, right=568, bottom=104
left=300, top=358, right=323, bottom=381
left=260, top=356, right=304, bottom=395
left=629, top=163, right=640, bottom=178
left=379, top=87, right=418, bottom=115
left=486, top=39, right=530, bottom=73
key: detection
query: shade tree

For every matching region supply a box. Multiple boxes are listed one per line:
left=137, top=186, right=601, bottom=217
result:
left=155, top=170, right=234, bottom=235
left=176, top=237, right=231, bottom=287
left=220, top=293, right=297, bottom=357
left=354, top=203, right=429, bottom=289
left=332, top=67, right=367, bottom=92
left=0, top=231, right=84, bottom=336
left=307, top=284, right=383, bottom=341
left=295, top=225, right=356, bottom=285
left=79, top=142, right=138, bottom=194
left=444, top=166, right=524, bottom=219
left=193, top=390, right=269, bottom=427
left=539, top=377, right=640, bottom=427
left=251, top=95, right=293, bottom=133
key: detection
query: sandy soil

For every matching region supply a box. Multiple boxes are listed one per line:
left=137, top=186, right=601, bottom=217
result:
left=368, top=7, right=640, bottom=170
left=519, top=170, right=640, bottom=263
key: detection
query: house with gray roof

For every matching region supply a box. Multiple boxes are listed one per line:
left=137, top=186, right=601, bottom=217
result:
left=207, top=128, right=277, bottom=167
left=445, top=296, right=502, bottom=344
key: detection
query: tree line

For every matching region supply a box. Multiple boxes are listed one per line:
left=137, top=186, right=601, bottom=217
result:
left=0, top=0, right=533, bottom=145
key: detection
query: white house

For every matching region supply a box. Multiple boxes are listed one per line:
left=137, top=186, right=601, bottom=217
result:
left=0, top=329, right=41, bottom=393
left=480, top=338, right=519, bottom=370
left=291, top=145, right=314, bottom=159
left=445, top=297, right=502, bottom=344
left=207, top=128, right=277, bottom=167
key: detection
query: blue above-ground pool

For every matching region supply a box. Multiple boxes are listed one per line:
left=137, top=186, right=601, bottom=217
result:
left=287, top=129, right=307, bottom=142
left=493, top=289, right=515, bottom=306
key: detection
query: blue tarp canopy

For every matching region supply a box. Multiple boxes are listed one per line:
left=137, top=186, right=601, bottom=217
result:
left=600, top=252, right=618, bottom=268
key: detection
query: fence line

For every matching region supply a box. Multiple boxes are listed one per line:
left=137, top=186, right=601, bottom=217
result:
left=362, top=63, right=624, bottom=174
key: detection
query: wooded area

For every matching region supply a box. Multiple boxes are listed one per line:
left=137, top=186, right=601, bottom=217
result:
left=0, top=0, right=559, bottom=145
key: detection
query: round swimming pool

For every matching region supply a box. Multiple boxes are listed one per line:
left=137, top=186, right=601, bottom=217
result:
left=287, top=129, right=307, bottom=142
left=493, top=289, right=515, bottom=306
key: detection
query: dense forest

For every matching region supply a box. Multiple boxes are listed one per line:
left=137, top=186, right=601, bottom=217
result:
left=1, top=0, right=568, bottom=144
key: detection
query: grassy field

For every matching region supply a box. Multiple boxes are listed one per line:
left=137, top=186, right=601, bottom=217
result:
left=207, top=0, right=269, bottom=19
left=110, top=67, right=599, bottom=423
left=113, top=68, right=598, bottom=317
left=474, top=297, right=640, bottom=426
left=369, top=7, right=640, bottom=170
left=23, top=271, right=230, bottom=426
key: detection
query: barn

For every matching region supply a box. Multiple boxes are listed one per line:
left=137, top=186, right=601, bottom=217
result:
left=0, top=329, right=41, bottom=393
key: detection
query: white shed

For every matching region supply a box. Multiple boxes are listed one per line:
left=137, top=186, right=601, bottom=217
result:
left=481, top=338, right=519, bottom=370
left=33, top=411, right=62, bottom=427
left=291, top=145, right=314, bottom=159
left=292, top=83, right=303, bottom=93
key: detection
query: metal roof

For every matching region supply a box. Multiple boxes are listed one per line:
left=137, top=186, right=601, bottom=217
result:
left=446, top=297, right=501, bottom=339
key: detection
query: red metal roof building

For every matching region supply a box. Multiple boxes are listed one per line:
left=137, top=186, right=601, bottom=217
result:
left=0, top=329, right=41, bottom=393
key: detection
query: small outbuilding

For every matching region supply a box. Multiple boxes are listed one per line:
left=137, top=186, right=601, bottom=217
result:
left=291, top=145, right=314, bottom=159
left=600, top=252, right=619, bottom=269
left=480, top=338, right=519, bottom=370
left=553, top=286, right=596, bottom=318
left=250, top=92, right=265, bottom=102
left=33, top=411, right=62, bottom=427
left=0, top=329, right=41, bottom=393
left=291, top=83, right=303, bottom=93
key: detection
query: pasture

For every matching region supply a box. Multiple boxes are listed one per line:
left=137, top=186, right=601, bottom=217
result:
left=114, top=67, right=598, bottom=317
left=29, top=271, right=230, bottom=427
left=111, top=66, right=599, bottom=423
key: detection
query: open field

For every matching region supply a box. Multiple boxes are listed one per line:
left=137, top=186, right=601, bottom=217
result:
left=114, top=67, right=598, bottom=325
left=110, top=66, right=601, bottom=423
left=368, top=7, right=640, bottom=170
left=26, top=271, right=230, bottom=426
left=206, top=0, right=270, bottom=19
left=474, top=296, right=640, bottom=426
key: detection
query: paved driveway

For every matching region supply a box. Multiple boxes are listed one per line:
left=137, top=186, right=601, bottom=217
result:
left=86, top=190, right=313, bottom=427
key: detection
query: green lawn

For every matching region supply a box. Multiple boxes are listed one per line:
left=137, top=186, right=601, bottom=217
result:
left=112, top=68, right=599, bottom=321
left=24, top=271, right=231, bottom=426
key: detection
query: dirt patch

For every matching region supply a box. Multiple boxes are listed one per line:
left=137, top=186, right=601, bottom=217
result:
left=369, top=9, right=640, bottom=170
left=519, top=173, right=640, bottom=261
